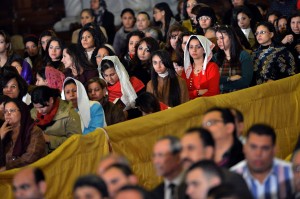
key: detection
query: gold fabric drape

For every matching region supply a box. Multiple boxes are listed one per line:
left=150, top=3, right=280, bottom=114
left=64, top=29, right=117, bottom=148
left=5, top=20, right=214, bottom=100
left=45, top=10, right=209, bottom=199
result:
left=1, top=74, right=300, bottom=198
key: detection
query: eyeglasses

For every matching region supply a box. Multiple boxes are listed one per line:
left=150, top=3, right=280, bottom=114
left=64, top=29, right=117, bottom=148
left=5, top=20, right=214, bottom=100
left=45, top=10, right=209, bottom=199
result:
left=255, top=31, right=269, bottom=36
left=202, top=120, right=224, bottom=127
left=3, top=84, right=18, bottom=90
left=198, top=16, right=211, bottom=21
left=4, top=109, right=19, bottom=115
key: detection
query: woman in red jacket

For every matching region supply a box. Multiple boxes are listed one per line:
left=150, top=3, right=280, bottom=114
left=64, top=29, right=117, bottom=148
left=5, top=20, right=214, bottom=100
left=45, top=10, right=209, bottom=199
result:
left=183, top=35, right=220, bottom=99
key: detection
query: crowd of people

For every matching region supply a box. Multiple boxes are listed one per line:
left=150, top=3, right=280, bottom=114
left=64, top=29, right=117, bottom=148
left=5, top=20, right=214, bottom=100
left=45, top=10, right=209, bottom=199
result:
left=1, top=0, right=300, bottom=198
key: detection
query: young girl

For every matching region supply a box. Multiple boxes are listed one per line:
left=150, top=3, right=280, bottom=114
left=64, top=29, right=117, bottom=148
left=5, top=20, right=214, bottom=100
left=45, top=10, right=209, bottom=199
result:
left=146, top=50, right=189, bottom=107
left=43, top=37, right=65, bottom=71
left=113, top=8, right=136, bottom=57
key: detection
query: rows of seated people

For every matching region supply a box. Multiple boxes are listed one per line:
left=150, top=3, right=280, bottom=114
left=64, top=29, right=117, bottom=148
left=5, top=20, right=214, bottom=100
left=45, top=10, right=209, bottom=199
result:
left=0, top=0, right=300, bottom=197
left=10, top=107, right=300, bottom=199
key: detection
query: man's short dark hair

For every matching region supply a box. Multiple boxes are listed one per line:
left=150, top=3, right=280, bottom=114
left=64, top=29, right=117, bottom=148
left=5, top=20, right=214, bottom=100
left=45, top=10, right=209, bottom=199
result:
left=33, top=168, right=45, bottom=184
left=117, top=185, right=151, bottom=199
left=187, top=160, right=224, bottom=182
left=158, top=135, right=181, bottom=154
left=185, top=127, right=215, bottom=148
left=105, top=163, right=134, bottom=176
left=205, top=107, right=237, bottom=136
left=207, top=183, right=240, bottom=199
left=73, top=174, right=108, bottom=197
left=247, top=124, right=276, bottom=145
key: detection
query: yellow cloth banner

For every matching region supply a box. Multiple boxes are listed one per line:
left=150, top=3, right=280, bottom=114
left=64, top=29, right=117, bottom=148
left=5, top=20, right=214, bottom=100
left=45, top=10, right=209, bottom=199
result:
left=1, top=74, right=300, bottom=197
left=107, top=74, right=300, bottom=189
left=0, top=129, right=110, bottom=199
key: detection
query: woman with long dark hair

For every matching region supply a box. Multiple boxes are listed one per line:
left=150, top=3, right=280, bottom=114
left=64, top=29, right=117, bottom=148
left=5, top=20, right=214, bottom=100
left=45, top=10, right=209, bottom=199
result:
left=0, top=98, right=46, bottom=170
left=43, top=37, right=65, bottom=71
left=147, top=50, right=189, bottom=107
left=214, top=25, right=253, bottom=93
left=62, top=44, right=98, bottom=85
left=153, top=2, right=177, bottom=42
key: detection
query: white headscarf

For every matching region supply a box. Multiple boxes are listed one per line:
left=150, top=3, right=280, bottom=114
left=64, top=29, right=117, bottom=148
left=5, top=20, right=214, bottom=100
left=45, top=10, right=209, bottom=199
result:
left=183, top=35, right=215, bottom=78
left=61, top=77, right=91, bottom=129
left=98, top=56, right=137, bottom=110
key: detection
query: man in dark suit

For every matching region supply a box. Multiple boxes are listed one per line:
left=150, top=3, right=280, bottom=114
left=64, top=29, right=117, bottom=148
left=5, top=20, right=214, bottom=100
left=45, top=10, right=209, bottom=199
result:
left=151, top=135, right=184, bottom=199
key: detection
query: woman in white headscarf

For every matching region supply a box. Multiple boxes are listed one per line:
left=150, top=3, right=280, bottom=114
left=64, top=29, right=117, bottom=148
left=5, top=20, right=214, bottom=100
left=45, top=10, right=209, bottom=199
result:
left=99, top=56, right=144, bottom=110
left=183, top=35, right=220, bottom=99
left=62, top=77, right=106, bottom=135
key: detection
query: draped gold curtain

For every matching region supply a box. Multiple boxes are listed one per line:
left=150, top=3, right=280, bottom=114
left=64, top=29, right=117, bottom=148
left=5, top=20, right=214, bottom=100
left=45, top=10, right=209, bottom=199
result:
left=1, top=74, right=300, bottom=198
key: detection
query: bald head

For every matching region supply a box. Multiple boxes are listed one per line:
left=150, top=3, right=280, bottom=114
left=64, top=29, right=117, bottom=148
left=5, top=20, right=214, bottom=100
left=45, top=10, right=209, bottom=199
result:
left=97, top=154, right=130, bottom=176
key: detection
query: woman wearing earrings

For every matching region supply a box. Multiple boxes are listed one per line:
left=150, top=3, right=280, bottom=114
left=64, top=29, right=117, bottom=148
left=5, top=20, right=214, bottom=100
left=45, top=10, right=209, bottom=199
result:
left=214, top=25, right=253, bottom=93
left=183, top=35, right=220, bottom=99
left=146, top=50, right=189, bottom=107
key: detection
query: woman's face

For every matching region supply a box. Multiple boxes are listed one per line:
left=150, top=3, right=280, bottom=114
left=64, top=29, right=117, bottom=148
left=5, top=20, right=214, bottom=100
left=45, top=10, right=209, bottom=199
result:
left=291, top=16, right=300, bottom=34
left=33, top=97, right=54, bottom=115
left=87, top=82, right=105, bottom=101
left=128, top=35, right=141, bottom=55
left=4, top=102, right=21, bottom=127
left=255, top=25, right=273, bottom=46
left=48, top=41, right=62, bottom=61
left=186, top=0, right=198, bottom=17
left=64, top=83, right=78, bottom=108
left=3, top=78, right=20, bottom=99
left=95, top=48, right=109, bottom=66
left=25, top=41, right=39, bottom=57
left=153, top=8, right=164, bottom=23
left=152, top=55, right=167, bottom=74
left=170, top=31, right=181, bottom=50
left=81, top=31, right=95, bottom=51
left=188, top=39, right=204, bottom=60
left=61, top=49, right=73, bottom=69
left=137, top=41, right=151, bottom=61
left=198, top=16, right=212, bottom=29
left=90, top=0, right=100, bottom=11
left=136, top=14, right=150, bottom=32
left=216, top=32, right=231, bottom=51
left=237, top=12, right=251, bottom=29
left=11, top=61, right=22, bottom=75
left=181, top=35, right=190, bottom=51
left=103, top=67, right=119, bottom=85
left=122, top=12, right=135, bottom=30
left=81, top=11, right=95, bottom=27
left=36, top=74, right=48, bottom=86
left=278, top=18, right=287, bottom=33
left=0, top=35, right=8, bottom=54
left=268, top=14, right=278, bottom=25
left=41, top=36, right=51, bottom=51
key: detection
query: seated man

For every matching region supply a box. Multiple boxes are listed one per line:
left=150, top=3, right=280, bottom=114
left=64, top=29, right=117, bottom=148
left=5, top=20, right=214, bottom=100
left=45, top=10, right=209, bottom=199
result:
left=101, top=163, right=138, bottom=198
left=115, top=185, right=152, bottom=199
left=13, top=167, right=46, bottom=199
left=292, top=149, right=300, bottom=199
left=151, top=135, right=184, bottom=199
left=180, top=127, right=253, bottom=199
left=231, top=124, right=294, bottom=199
left=185, top=160, right=223, bottom=199
left=202, top=107, right=244, bottom=168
